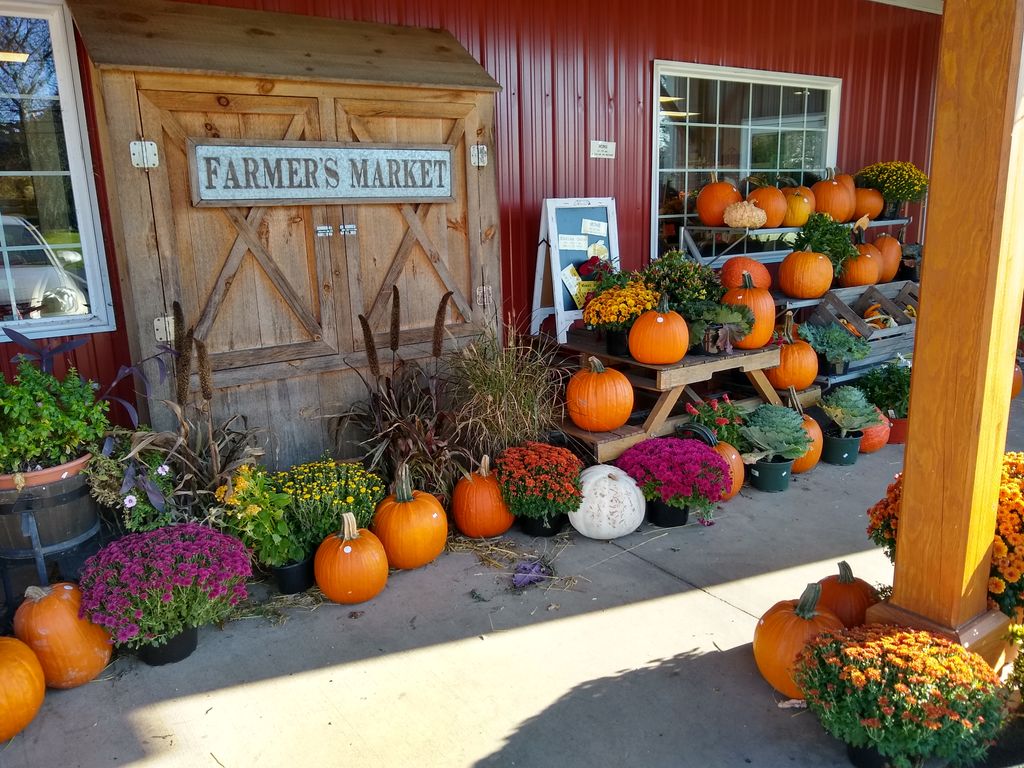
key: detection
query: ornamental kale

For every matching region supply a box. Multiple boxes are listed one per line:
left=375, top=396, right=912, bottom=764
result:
left=615, top=437, right=729, bottom=524
left=78, top=522, right=251, bottom=648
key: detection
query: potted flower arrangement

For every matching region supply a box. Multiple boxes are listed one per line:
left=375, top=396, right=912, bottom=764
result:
left=820, top=386, right=883, bottom=466
left=855, top=160, right=929, bottom=218
left=582, top=279, right=659, bottom=357
left=684, top=395, right=749, bottom=452
left=796, top=625, right=1007, bottom=768
left=799, top=323, right=872, bottom=376
left=616, top=436, right=730, bottom=526
left=77, top=522, right=251, bottom=665
left=857, top=359, right=912, bottom=444
left=739, top=404, right=813, bottom=492
left=688, top=303, right=755, bottom=355
left=868, top=451, right=1024, bottom=622
left=792, top=213, right=859, bottom=279
left=639, top=249, right=726, bottom=322
left=494, top=441, right=583, bottom=536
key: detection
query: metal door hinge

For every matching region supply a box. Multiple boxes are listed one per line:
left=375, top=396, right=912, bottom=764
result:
left=470, top=144, right=488, bottom=167
left=154, top=315, right=174, bottom=343
left=130, top=140, right=159, bottom=169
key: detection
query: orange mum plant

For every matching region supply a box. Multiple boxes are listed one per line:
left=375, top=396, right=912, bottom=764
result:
left=866, top=451, right=1024, bottom=622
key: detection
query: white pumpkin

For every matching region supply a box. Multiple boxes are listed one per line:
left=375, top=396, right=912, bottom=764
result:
left=569, top=465, right=645, bottom=540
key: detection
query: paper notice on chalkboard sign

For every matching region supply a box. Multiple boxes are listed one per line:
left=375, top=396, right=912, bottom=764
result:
left=560, top=264, right=597, bottom=309
left=558, top=234, right=589, bottom=251
left=581, top=218, right=608, bottom=237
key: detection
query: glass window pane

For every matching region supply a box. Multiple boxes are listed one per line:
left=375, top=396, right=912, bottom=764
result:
left=802, top=130, right=827, bottom=170
left=719, top=81, right=749, bottom=126
left=805, top=89, right=827, bottom=116
left=688, top=79, right=718, bottom=124
left=0, top=235, right=89, bottom=321
left=781, top=86, right=807, bottom=127
left=750, top=130, right=779, bottom=169
left=780, top=131, right=806, bottom=169
left=0, top=173, right=78, bottom=235
left=659, top=74, right=693, bottom=123
left=687, top=125, right=716, bottom=168
left=658, top=122, right=686, bottom=169
left=751, top=84, right=781, bottom=124
left=0, top=17, right=58, bottom=98
left=0, top=97, right=69, bottom=172
left=718, top=127, right=741, bottom=168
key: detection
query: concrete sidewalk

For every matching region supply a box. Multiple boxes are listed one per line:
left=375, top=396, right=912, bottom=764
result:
left=3, top=404, right=1022, bottom=768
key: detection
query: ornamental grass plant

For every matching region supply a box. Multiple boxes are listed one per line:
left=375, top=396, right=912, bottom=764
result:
left=868, top=452, right=1024, bottom=622
left=78, top=522, right=251, bottom=648
left=615, top=437, right=729, bottom=524
left=494, top=441, right=583, bottom=525
left=795, top=625, right=1007, bottom=768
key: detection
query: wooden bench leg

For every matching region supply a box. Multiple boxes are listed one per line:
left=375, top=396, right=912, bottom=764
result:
left=642, top=387, right=684, bottom=434
left=745, top=369, right=782, bottom=405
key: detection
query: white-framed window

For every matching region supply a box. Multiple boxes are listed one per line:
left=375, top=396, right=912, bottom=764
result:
left=652, top=60, right=842, bottom=257
left=0, top=0, right=113, bottom=342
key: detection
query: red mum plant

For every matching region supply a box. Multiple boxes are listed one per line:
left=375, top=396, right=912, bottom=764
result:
left=796, top=624, right=1007, bottom=768
left=494, top=441, right=583, bottom=526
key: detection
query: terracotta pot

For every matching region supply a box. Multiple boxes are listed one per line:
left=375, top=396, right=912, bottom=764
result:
left=0, top=453, right=92, bottom=491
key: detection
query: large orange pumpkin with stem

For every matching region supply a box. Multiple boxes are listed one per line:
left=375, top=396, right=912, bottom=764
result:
left=13, top=583, right=111, bottom=689
left=780, top=188, right=814, bottom=228
left=451, top=455, right=515, bottom=538
left=853, top=188, right=884, bottom=220
left=0, top=636, right=45, bottom=743
left=566, top=356, right=634, bottom=432
left=752, top=583, right=844, bottom=699
left=696, top=172, right=742, bottom=226
left=372, top=463, right=448, bottom=570
left=817, top=561, right=879, bottom=628
left=777, top=248, right=833, bottom=299
left=834, top=171, right=856, bottom=197
left=859, top=408, right=891, bottom=453
left=315, top=512, right=389, bottom=604
left=812, top=169, right=855, bottom=222
left=720, top=256, right=771, bottom=290
left=722, top=271, right=775, bottom=349
left=765, top=312, right=818, bottom=391
left=873, top=234, right=903, bottom=283
left=746, top=186, right=787, bottom=228
left=629, top=294, right=689, bottom=364
left=714, top=441, right=744, bottom=500
left=787, top=386, right=823, bottom=474
left=839, top=243, right=880, bottom=287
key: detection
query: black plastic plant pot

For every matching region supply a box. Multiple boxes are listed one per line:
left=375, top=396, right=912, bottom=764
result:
left=817, top=354, right=850, bottom=376
left=518, top=513, right=568, bottom=537
left=271, top=554, right=315, bottom=594
left=822, top=431, right=863, bottom=466
left=749, top=458, right=794, bottom=492
left=605, top=329, right=630, bottom=358
left=646, top=497, right=689, bottom=527
left=138, top=625, right=198, bottom=666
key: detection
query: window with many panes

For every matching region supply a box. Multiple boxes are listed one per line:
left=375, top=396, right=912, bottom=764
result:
left=0, top=0, right=112, bottom=341
left=652, top=61, right=841, bottom=257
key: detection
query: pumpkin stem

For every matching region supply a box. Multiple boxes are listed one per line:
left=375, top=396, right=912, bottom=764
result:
left=782, top=310, right=795, bottom=345
left=740, top=270, right=754, bottom=290
left=710, top=170, right=719, bottom=184
left=479, top=454, right=492, bottom=478
left=394, top=463, right=415, bottom=503
left=586, top=355, right=607, bottom=374
left=657, top=292, right=672, bottom=314
left=341, top=512, right=360, bottom=541
left=825, top=167, right=836, bottom=181
left=24, top=585, right=50, bottom=601
left=787, top=385, right=805, bottom=416
left=794, top=582, right=824, bottom=619
left=837, top=560, right=855, bottom=584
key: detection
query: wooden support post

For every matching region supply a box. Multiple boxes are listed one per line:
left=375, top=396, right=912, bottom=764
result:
left=865, top=0, right=1024, bottom=667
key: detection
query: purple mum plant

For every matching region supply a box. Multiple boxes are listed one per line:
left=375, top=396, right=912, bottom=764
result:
left=78, top=522, right=252, bottom=648
left=616, top=437, right=729, bottom=525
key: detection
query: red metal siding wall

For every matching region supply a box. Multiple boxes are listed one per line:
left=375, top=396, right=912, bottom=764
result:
left=0, top=0, right=940, bottom=385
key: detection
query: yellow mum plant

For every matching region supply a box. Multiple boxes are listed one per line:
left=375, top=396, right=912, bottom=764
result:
left=582, top=280, right=659, bottom=332
left=855, top=161, right=929, bottom=203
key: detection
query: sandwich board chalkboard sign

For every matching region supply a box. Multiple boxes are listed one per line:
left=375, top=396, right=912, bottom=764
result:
left=530, top=197, right=620, bottom=343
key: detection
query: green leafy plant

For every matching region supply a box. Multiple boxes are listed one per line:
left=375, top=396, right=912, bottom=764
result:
left=791, top=213, right=858, bottom=276
left=799, top=323, right=872, bottom=365
left=821, top=386, right=882, bottom=437
left=1008, top=624, right=1024, bottom=697
left=796, top=625, right=1007, bottom=768
left=640, top=250, right=726, bottom=321
left=688, top=303, right=755, bottom=354
left=211, top=463, right=299, bottom=567
left=684, top=394, right=749, bottom=452
left=857, top=359, right=912, bottom=419
left=739, top=404, right=812, bottom=463
left=855, top=161, right=929, bottom=203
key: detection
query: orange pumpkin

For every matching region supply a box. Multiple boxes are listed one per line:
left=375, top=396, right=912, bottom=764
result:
left=780, top=188, right=814, bottom=228
left=746, top=186, right=787, bottom=228
left=873, top=234, right=902, bottom=283
left=0, top=636, right=45, bottom=743
left=834, top=171, right=856, bottom=197
left=315, top=512, right=389, bottom=604
left=787, top=386, right=822, bottom=474
left=1014, top=363, right=1023, bottom=399
left=628, top=295, right=689, bottom=364
left=778, top=248, right=833, bottom=299
left=853, top=188, right=884, bottom=220
left=696, top=173, right=742, bottom=226
left=13, top=583, right=111, bottom=689
left=817, top=561, right=879, bottom=628
left=372, top=464, right=448, bottom=570
left=859, top=409, right=891, bottom=453
left=812, top=169, right=855, bottom=223
left=566, top=356, right=634, bottom=432
left=720, top=257, right=771, bottom=290
left=714, top=441, right=744, bottom=501
left=765, top=312, right=818, bottom=391
left=752, top=583, right=844, bottom=699
left=722, top=271, right=775, bottom=350
left=451, top=455, right=515, bottom=538
left=839, top=244, right=880, bottom=287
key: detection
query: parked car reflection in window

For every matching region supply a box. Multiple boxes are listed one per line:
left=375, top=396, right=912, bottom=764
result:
left=0, top=214, right=87, bottom=321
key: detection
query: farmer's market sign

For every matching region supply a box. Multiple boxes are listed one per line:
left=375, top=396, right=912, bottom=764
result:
left=187, top=139, right=455, bottom=206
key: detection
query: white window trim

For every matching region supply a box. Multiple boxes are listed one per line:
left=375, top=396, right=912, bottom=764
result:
left=0, top=0, right=114, bottom=343
left=650, top=60, right=842, bottom=259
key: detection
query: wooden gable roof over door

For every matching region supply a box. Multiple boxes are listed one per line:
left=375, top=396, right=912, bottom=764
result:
left=67, top=0, right=500, bottom=92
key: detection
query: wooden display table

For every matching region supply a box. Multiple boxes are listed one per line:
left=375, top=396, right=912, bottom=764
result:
left=558, top=330, right=786, bottom=462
